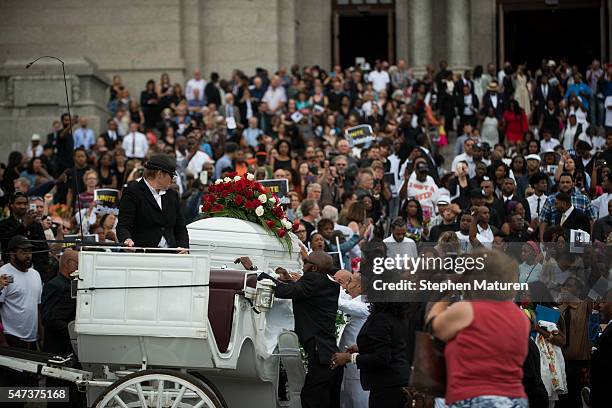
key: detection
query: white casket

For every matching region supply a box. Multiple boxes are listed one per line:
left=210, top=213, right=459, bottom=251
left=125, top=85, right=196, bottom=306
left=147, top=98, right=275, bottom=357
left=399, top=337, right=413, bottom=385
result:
left=188, top=217, right=301, bottom=272
left=188, top=217, right=302, bottom=353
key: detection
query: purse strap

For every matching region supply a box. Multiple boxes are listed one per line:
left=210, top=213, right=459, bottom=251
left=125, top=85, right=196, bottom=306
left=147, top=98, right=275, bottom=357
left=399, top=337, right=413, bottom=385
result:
left=424, top=316, right=436, bottom=336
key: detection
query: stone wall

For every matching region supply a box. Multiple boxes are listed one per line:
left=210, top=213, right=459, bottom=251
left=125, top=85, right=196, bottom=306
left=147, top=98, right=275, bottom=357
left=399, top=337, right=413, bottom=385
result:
left=0, top=57, right=110, bottom=159
left=0, top=0, right=186, bottom=95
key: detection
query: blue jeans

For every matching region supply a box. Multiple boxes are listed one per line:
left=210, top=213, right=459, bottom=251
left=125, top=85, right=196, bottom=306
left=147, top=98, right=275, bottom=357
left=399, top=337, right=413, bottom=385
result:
left=450, top=396, right=528, bottom=408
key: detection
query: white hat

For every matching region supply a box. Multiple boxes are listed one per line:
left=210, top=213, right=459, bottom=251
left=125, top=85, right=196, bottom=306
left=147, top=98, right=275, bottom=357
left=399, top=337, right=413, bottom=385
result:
left=31, top=133, right=41, bottom=141
left=526, top=154, right=541, bottom=162
left=547, top=60, right=556, bottom=67
left=437, top=194, right=451, bottom=205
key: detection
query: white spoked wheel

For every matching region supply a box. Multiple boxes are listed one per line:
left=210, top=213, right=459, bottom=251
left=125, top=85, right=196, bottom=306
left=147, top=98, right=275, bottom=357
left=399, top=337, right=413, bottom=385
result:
left=93, top=369, right=225, bottom=408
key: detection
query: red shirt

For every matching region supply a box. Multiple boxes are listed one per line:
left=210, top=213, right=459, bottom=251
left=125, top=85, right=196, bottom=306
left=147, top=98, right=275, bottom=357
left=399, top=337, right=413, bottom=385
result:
left=444, top=301, right=529, bottom=404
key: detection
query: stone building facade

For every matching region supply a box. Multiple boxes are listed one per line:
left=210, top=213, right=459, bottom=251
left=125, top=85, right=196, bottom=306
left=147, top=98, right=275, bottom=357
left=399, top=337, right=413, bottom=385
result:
left=0, top=0, right=504, bottom=92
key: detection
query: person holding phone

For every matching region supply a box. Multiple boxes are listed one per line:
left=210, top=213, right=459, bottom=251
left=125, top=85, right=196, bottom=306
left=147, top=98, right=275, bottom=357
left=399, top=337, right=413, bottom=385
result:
left=0, top=192, right=50, bottom=281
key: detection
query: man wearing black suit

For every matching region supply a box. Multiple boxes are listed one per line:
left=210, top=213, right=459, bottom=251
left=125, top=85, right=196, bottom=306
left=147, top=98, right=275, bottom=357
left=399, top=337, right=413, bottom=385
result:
left=590, top=290, right=612, bottom=408
left=499, top=177, right=531, bottom=224
left=100, top=118, right=122, bottom=149
left=533, top=74, right=561, bottom=122
left=415, top=133, right=440, bottom=185
left=480, top=80, right=505, bottom=120
left=273, top=251, right=342, bottom=408
left=117, top=154, right=189, bottom=251
left=554, top=192, right=590, bottom=232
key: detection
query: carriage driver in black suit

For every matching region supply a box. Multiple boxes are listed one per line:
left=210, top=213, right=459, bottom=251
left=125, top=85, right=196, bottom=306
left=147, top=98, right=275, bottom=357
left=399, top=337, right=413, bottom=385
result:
left=117, top=154, right=189, bottom=253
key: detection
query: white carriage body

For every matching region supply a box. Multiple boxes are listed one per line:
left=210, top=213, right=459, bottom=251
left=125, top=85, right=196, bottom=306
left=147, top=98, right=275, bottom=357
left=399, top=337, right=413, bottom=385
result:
left=74, top=217, right=304, bottom=407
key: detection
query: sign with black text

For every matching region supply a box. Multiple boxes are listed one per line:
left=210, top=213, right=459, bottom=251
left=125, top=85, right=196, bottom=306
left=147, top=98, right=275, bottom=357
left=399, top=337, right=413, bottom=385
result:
left=345, top=124, right=374, bottom=146
left=94, top=189, right=120, bottom=215
left=260, top=179, right=290, bottom=205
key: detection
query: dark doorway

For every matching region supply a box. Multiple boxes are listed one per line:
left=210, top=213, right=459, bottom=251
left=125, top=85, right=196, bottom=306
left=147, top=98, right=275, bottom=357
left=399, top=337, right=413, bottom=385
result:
left=504, top=7, right=601, bottom=72
left=338, top=15, right=388, bottom=68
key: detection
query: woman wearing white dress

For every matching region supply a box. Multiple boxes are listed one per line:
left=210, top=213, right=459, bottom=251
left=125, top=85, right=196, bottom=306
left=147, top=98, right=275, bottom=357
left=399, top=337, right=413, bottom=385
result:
left=514, top=65, right=532, bottom=118
left=481, top=107, right=500, bottom=146
left=560, top=114, right=581, bottom=150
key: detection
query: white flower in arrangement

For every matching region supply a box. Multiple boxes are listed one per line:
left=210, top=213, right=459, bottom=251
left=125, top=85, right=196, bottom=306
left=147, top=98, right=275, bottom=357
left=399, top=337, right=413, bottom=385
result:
left=233, top=175, right=242, bottom=182
left=255, top=206, right=264, bottom=216
left=268, top=197, right=276, bottom=204
left=258, top=194, right=268, bottom=203
left=282, top=219, right=292, bottom=229
left=223, top=177, right=231, bottom=183
left=215, top=179, right=223, bottom=185
left=246, top=173, right=255, bottom=181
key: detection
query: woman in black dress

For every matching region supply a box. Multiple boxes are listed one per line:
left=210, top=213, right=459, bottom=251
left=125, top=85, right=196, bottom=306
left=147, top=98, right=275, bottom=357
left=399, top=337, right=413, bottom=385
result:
left=272, top=139, right=296, bottom=171
left=140, top=79, right=159, bottom=129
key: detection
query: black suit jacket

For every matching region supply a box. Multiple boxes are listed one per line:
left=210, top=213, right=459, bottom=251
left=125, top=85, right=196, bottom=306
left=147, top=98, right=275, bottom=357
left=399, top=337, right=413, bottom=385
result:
left=100, top=131, right=122, bottom=148
left=356, top=309, right=421, bottom=391
left=533, top=84, right=561, bottom=116
left=116, top=179, right=189, bottom=248
left=558, top=208, right=590, bottom=232
left=480, top=92, right=505, bottom=119
left=591, top=324, right=612, bottom=407
left=274, top=271, right=339, bottom=363
left=41, top=274, right=75, bottom=355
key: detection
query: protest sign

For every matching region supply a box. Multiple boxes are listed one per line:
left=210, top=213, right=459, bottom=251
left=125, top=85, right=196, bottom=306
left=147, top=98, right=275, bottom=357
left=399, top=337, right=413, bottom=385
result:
left=345, top=124, right=374, bottom=146
left=94, top=189, right=120, bottom=215
left=260, top=179, right=290, bottom=205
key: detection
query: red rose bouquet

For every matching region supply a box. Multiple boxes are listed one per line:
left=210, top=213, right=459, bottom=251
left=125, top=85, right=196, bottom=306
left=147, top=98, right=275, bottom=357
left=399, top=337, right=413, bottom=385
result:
left=199, top=172, right=300, bottom=251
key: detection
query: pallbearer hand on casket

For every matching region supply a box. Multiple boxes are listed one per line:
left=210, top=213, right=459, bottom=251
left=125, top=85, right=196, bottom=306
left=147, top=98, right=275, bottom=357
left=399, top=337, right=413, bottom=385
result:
left=234, top=256, right=258, bottom=270
left=275, top=267, right=300, bottom=282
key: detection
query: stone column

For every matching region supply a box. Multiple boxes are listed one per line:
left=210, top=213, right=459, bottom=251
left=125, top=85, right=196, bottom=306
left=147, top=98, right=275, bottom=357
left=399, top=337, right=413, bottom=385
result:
left=447, top=0, right=471, bottom=70
left=180, top=0, right=201, bottom=75
left=395, top=0, right=409, bottom=63
left=409, top=0, right=432, bottom=74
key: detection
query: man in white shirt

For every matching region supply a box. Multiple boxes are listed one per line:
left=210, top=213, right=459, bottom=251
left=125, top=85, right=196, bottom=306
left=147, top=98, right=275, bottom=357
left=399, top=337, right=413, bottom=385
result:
left=368, top=63, right=390, bottom=93
left=122, top=122, right=149, bottom=160
left=262, top=75, right=287, bottom=113
left=469, top=206, right=494, bottom=249
left=185, top=69, right=206, bottom=101
left=0, top=236, right=42, bottom=349
left=183, top=137, right=214, bottom=175
left=383, top=217, right=418, bottom=262
left=26, top=134, right=43, bottom=158
left=451, top=138, right=477, bottom=178
left=337, top=273, right=369, bottom=408
left=526, top=172, right=549, bottom=221
left=540, top=128, right=560, bottom=152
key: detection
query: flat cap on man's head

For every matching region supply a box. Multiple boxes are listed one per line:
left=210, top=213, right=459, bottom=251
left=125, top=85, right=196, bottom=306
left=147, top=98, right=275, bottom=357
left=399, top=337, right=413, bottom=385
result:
left=7, top=235, right=34, bottom=251
left=144, top=154, right=177, bottom=175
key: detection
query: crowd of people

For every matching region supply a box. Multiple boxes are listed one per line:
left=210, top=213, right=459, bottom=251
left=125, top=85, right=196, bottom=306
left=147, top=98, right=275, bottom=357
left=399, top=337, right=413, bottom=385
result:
left=0, top=56, right=611, bottom=408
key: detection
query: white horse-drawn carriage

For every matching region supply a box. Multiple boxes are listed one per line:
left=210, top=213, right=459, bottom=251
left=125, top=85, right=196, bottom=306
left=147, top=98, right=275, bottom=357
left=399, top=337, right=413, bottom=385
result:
left=0, top=217, right=306, bottom=407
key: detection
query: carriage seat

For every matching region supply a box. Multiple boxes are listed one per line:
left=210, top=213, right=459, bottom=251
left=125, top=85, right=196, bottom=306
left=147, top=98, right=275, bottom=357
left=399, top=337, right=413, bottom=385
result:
left=208, top=269, right=257, bottom=353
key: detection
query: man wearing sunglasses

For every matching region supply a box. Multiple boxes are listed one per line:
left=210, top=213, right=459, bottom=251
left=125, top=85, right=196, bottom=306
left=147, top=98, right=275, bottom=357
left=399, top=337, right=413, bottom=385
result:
left=117, top=154, right=188, bottom=253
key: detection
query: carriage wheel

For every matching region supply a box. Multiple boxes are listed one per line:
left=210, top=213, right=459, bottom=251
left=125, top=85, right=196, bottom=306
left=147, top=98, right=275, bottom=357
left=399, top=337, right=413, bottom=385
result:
left=93, top=369, right=224, bottom=408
